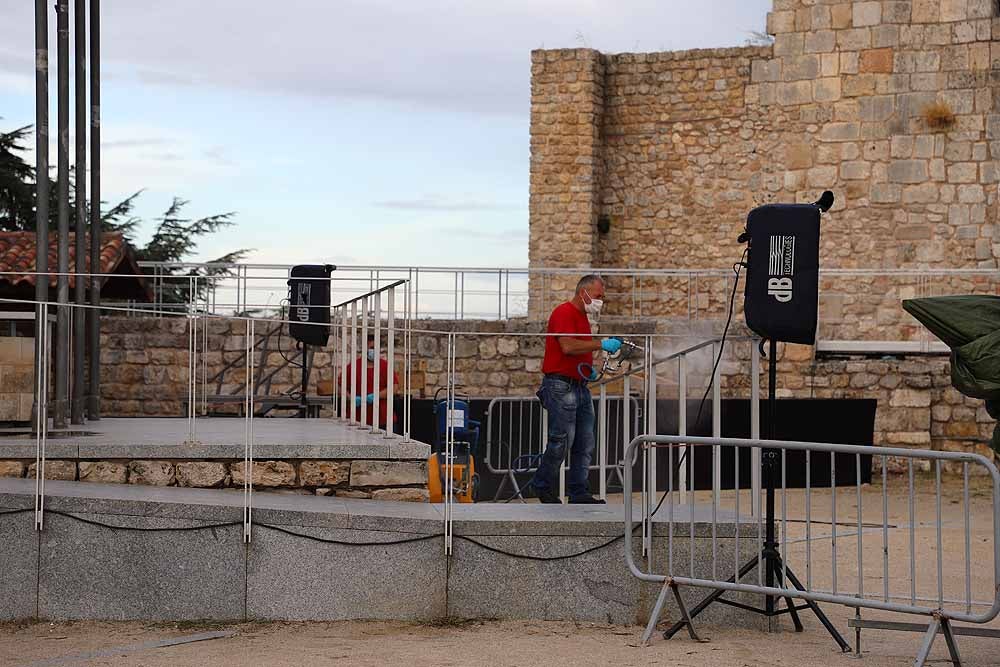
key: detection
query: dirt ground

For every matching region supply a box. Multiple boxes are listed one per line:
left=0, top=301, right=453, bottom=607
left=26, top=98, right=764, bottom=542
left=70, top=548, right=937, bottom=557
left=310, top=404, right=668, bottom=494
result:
left=2, top=475, right=998, bottom=667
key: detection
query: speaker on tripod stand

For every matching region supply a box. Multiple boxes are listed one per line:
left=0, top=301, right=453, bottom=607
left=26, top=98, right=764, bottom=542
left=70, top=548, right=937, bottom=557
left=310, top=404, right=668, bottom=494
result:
left=665, top=191, right=850, bottom=651
left=287, top=264, right=335, bottom=417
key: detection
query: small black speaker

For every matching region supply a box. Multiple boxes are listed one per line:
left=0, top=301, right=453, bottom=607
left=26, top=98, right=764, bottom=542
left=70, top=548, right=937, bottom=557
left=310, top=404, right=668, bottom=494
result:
left=743, top=204, right=821, bottom=345
left=287, top=264, right=335, bottom=346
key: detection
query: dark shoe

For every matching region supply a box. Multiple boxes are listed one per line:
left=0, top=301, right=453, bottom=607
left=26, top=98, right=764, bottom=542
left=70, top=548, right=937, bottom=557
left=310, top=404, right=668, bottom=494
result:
left=568, top=495, right=606, bottom=505
left=537, top=489, right=562, bottom=504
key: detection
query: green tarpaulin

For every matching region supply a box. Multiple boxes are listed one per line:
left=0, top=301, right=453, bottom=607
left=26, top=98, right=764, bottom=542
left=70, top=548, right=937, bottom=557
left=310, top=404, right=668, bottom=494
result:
left=902, top=295, right=1000, bottom=453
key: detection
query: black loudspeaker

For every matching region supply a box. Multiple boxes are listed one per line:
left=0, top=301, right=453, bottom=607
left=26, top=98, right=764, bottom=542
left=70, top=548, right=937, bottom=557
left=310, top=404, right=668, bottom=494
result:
left=288, top=264, right=335, bottom=346
left=742, top=203, right=822, bottom=345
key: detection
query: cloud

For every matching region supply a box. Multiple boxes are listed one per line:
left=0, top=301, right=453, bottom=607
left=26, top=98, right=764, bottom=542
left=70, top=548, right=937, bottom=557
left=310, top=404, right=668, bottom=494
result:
left=374, top=198, right=524, bottom=212
left=439, top=226, right=529, bottom=241
left=0, top=1, right=773, bottom=115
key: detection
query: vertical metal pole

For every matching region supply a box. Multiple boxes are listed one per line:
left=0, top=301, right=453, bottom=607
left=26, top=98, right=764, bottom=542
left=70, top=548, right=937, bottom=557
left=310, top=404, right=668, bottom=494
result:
left=339, top=306, right=348, bottom=420
left=54, top=0, right=70, bottom=429
left=372, top=291, right=381, bottom=433
left=360, top=297, right=368, bottom=427
left=349, top=301, right=357, bottom=422
left=599, top=382, right=607, bottom=500
left=87, top=0, right=100, bottom=420
left=648, top=337, right=657, bottom=516
left=678, top=354, right=687, bottom=505
left=712, top=342, right=721, bottom=495
left=71, top=0, right=86, bottom=425
left=751, top=341, right=761, bottom=516
left=34, top=303, right=49, bottom=530
left=386, top=288, right=395, bottom=436
left=34, top=0, right=50, bottom=429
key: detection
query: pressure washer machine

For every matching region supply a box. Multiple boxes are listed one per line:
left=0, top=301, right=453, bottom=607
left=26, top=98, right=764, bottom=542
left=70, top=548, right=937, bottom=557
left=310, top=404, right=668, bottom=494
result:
left=426, top=387, right=480, bottom=503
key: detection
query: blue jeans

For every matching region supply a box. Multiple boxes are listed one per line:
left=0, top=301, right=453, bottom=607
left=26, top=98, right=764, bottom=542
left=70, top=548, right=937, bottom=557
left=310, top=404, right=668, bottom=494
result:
left=531, top=375, right=596, bottom=499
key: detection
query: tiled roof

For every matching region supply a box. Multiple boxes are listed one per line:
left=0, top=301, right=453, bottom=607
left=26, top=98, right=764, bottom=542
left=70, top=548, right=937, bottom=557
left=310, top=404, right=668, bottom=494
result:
left=0, top=231, right=140, bottom=289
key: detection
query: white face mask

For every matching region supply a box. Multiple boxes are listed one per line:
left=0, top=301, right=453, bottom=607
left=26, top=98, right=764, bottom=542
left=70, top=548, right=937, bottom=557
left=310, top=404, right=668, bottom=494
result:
left=583, top=290, right=604, bottom=316
left=367, top=349, right=375, bottom=362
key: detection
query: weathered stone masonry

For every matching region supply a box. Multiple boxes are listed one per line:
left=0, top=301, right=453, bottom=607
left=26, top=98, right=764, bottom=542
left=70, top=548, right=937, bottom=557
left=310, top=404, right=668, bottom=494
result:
left=527, top=1, right=1000, bottom=460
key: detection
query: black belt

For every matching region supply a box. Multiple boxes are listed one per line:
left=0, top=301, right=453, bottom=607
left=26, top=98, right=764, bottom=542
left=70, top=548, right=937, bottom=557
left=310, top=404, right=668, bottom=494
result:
left=545, top=373, right=587, bottom=386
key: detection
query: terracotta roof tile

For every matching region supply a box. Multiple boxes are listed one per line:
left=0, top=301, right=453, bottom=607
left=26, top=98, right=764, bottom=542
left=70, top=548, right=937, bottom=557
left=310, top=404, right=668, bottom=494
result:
left=0, top=231, right=134, bottom=289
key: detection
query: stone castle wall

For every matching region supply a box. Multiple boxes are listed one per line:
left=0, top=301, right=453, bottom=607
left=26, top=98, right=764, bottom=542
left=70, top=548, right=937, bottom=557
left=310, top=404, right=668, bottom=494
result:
left=526, top=1, right=1000, bottom=459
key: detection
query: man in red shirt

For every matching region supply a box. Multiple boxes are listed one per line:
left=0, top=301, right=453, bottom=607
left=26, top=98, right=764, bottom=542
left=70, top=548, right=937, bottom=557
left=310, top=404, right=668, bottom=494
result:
left=340, top=333, right=399, bottom=431
left=529, top=275, right=621, bottom=504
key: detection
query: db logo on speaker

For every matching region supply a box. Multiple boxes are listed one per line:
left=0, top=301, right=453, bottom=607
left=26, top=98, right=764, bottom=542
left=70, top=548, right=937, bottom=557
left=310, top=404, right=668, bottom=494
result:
left=767, top=278, right=793, bottom=303
left=768, top=235, right=796, bottom=303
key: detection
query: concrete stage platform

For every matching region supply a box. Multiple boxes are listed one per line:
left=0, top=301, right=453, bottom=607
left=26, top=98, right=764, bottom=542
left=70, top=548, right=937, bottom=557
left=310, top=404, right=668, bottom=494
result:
left=0, top=478, right=761, bottom=627
left=0, top=417, right=430, bottom=460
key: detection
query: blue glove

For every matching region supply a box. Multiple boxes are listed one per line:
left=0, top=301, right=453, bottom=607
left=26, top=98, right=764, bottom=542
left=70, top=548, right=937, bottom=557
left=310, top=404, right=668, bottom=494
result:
left=601, top=338, right=622, bottom=354
left=588, top=367, right=600, bottom=382
left=366, top=393, right=375, bottom=405
left=354, top=395, right=362, bottom=408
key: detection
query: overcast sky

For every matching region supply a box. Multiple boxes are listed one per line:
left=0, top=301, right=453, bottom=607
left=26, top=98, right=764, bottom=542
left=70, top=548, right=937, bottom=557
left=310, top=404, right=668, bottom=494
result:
left=0, top=0, right=771, bottom=267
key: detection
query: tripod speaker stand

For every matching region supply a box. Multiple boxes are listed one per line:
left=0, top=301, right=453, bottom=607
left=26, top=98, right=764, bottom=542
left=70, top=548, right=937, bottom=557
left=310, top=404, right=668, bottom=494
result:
left=663, top=338, right=850, bottom=650
left=664, top=194, right=848, bottom=648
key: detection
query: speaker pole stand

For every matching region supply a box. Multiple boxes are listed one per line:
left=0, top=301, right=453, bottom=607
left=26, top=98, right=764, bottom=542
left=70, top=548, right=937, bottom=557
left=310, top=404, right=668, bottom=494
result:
left=663, top=338, right=850, bottom=651
left=299, top=343, right=311, bottom=418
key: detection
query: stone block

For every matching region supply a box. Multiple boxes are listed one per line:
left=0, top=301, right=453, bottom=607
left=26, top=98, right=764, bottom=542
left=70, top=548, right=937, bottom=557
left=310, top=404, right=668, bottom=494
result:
left=820, top=122, right=861, bottom=142
left=246, top=525, right=445, bottom=621
left=79, top=462, right=127, bottom=484
left=350, top=460, right=427, bottom=487
left=840, top=160, right=872, bottom=180
left=298, top=461, right=350, bottom=487
left=853, top=1, right=882, bottom=26
left=37, top=512, right=244, bottom=620
left=0, top=509, right=38, bottom=620
left=860, top=48, right=894, bottom=73
left=838, top=28, right=872, bottom=51
left=26, top=461, right=76, bottom=481
left=872, top=24, right=901, bottom=48
left=813, top=77, right=842, bottom=102
left=841, top=51, right=860, bottom=74
left=843, top=74, right=876, bottom=97
left=860, top=95, right=896, bottom=121
left=0, top=461, right=25, bottom=478
left=948, top=163, right=979, bottom=183
left=777, top=80, right=812, bottom=106
left=958, top=184, right=985, bottom=203
left=883, top=1, right=913, bottom=23
left=888, top=159, right=929, bottom=183
left=751, top=59, right=781, bottom=83
left=903, top=183, right=940, bottom=203
left=804, top=30, right=837, bottom=54
left=175, top=462, right=226, bottom=488
left=940, top=0, right=969, bottom=22
left=831, top=3, right=854, bottom=29
left=890, top=388, right=931, bottom=408
left=912, top=0, right=939, bottom=22
left=767, top=10, right=796, bottom=34
left=968, top=0, right=994, bottom=18
left=230, top=460, right=297, bottom=487
left=774, top=33, right=804, bottom=57
left=128, top=460, right=176, bottom=486
left=370, top=488, right=430, bottom=502
left=872, top=183, right=902, bottom=203
left=808, top=165, right=839, bottom=187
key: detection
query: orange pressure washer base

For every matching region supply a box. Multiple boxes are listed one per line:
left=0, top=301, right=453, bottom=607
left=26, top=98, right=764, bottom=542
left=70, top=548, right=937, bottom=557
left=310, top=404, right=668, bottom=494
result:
left=427, top=453, right=475, bottom=503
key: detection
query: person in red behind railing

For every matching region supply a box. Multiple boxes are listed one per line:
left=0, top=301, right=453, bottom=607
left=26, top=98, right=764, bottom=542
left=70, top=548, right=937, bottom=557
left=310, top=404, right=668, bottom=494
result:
left=339, top=332, right=399, bottom=430
left=528, top=275, right=621, bottom=505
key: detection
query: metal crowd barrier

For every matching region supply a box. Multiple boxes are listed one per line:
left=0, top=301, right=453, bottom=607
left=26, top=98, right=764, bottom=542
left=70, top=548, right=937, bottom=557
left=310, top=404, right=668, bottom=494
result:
left=484, top=395, right=640, bottom=502
left=623, top=434, right=1000, bottom=666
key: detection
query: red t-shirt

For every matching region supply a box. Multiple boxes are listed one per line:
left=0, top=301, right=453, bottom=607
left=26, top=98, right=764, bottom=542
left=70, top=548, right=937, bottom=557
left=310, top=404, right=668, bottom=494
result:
left=542, top=301, right=593, bottom=380
left=338, top=358, right=399, bottom=427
